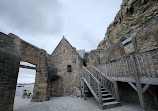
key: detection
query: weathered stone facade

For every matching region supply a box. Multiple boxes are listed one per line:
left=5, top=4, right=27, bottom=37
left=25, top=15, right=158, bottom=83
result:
left=0, top=33, right=20, bottom=111
left=96, top=0, right=158, bottom=64
left=84, top=49, right=103, bottom=73
left=51, top=37, right=83, bottom=96
left=0, top=32, right=57, bottom=111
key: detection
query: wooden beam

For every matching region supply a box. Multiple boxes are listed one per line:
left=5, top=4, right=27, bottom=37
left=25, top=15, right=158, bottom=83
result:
left=142, top=84, right=150, bottom=94
left=128, top=82, right=138, bottom=92
left=83, top=80, right=86, bottom=100
left=140, top=77, right=158, bottom=85
left=20, top=65, right=36, bottom=70
left=110, top=77, right=136, bottom=83
left=114, top=81, right=120, bottom=101
left=109, top=77, right=158, bottom=85
left=80, top=68, right=83, bottom=98
left=83, top=78, right=99, bottom=102
left=153, top=91, right=158, bottom=106
left=130, top=55, right=145, bottom=109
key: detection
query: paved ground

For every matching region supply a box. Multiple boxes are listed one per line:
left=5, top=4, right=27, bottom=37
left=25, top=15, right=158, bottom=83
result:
left=13, top=85, right=157, bottom=111
left=14, top=96, right=143, bottom=111
left=13, top=84, right=34, bottom=110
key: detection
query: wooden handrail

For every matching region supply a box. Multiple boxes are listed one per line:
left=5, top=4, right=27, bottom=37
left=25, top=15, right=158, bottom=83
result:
left=81, top=66, right=102, bottom=105
left=96, top=48, right=158, bottom=78
left=93, top=66, right=118, bottom=100
left=82, top=66, right=100, bottom=84
left=93, top=66, right=114, bottom=83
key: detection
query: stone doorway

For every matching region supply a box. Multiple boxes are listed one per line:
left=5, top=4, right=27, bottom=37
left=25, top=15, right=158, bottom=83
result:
left=13, top=62, right=36, bottom=110
left=0, top=32, right=56, bottom=111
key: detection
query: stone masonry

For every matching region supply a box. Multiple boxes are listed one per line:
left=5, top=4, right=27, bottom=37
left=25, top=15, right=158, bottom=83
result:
left=0, top=32, right=20, bottom=111
left=51, top=37, right=83, bottom=96
left=0, top=32, right=57, bottom=111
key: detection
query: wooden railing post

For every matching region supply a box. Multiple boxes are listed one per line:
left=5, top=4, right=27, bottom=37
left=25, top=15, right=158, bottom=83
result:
left=98, top=83, right=103, bottom=106
left=89, top=73, right=91, bottom=86
left=80, top=67, right=83, bottom=98
left=130, top=55, right=145, bottom=109
left=114, top=81, right=120, bottom=101
left=83, top=81, right=86, bottom=100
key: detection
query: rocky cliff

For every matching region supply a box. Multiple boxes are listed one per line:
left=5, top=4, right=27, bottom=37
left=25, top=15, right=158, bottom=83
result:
left=98, top=0, right=158, bottom=50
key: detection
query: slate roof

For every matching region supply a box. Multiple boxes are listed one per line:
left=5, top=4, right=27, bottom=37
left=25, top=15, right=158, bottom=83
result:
left=77, top=49, right=85, bottom=59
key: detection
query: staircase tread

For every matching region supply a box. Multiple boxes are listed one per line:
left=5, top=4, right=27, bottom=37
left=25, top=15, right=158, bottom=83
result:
left=102, top=94, right=111, bottom=96
left=102, top=97, right=115, bottom=100
left=85, top=90, right=90, bottom=92
left=103, top=101, right=120, bottom=106
left=101, top=90, right=108, bottom=92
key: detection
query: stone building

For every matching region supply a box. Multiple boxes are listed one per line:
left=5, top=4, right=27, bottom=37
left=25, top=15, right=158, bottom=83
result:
left=51, top=37, right=84, bottom=96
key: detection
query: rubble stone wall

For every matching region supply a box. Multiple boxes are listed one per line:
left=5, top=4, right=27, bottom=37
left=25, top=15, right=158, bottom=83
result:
left=51, top=38, right=82, bottom=96
left=0, top=32, right=56, bottom=111
left=0, top=32, right=20, bottom=111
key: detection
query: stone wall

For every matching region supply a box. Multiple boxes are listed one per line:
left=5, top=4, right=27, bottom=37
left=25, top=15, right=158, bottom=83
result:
left=84, top=44, right=126, bottom=72
left=100, top=41, right=126, bottom=63
left=0, top=32, right=20, bottom=111
left=51, top=38, right=82, bottom=96
left=84, top=49, right=103, bottom=73
left=118, top=82, right=158, bottom=110
left=0, top=32, right=56, bottom=111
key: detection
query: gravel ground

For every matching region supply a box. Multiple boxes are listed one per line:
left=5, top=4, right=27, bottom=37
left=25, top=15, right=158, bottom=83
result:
left=13, top=84, right=157, bottom=111
left=14, top=96, right=143, bottom=111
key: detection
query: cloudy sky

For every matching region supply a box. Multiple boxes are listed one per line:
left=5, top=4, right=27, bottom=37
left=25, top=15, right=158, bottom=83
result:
left=0, top=0, right=122, bottom=83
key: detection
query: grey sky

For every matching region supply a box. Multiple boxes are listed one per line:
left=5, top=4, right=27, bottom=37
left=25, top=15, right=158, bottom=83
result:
left=0, top=0, right=122, bottom=83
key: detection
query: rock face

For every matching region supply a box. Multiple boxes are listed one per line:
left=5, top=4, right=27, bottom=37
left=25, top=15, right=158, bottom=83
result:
left=51, top=37, right=83, bottom=97
left=98, top=0, right=158, bottom=53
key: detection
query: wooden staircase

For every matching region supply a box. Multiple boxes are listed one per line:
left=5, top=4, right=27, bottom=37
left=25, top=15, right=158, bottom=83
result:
left=100, top=86, right=120, bottom=109
left=80, top=66, right=120, bottom=110
left=81, top=48, right=158, bottom=110
left=84, top=83, right=93, bottom=97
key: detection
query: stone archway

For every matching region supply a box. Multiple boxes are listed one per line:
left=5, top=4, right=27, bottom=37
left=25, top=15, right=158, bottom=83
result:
left=0, top=32, right=57, bottom=111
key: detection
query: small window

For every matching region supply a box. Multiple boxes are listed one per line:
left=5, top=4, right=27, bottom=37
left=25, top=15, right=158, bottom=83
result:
left=63, top=49, right=65, bottom=53
left=67, top=65, right=72, bottom=72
